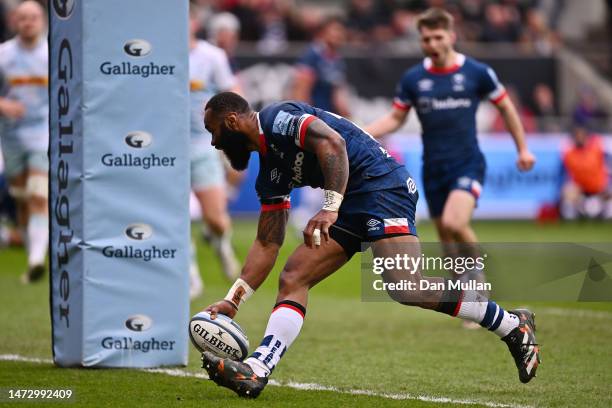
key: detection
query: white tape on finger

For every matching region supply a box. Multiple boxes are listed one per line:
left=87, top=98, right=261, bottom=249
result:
left=313, top=228, right=321, bottom=246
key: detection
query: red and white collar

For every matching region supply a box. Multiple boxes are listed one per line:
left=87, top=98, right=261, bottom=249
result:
left=423, top=53, right=466, bottom=74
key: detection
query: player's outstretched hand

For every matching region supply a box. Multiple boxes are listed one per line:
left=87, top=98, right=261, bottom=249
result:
left=204, top=300, right=237, bottom=320
left=303, top=209, right=338, bottom=248
left=517, top=149, right=536, bottom=171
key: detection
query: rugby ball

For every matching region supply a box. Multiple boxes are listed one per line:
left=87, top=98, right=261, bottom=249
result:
left=189, top=311, right=249, bottom=361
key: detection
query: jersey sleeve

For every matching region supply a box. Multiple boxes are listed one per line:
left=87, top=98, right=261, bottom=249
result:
left=393, top=73, right=413, bottom=111
left=479, top=65, right=507, bottom=105
left=263, top=105, right=317, bottom=149
left=255, top=161, right=292, bottom=211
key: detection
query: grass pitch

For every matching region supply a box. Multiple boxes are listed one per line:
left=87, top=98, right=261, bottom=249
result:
left=1, top=219, right=611, bottom=407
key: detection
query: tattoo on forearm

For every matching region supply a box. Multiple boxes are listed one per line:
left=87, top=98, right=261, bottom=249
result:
left=323, top=152, right=348, bottom=193
left=257, top=210, right=288, bottom=245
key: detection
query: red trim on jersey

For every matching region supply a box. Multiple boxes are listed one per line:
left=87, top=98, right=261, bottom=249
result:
left=393, top=100, right=411, bottom=112
left=259, top=133, right=267, bottom=156
left=273, top=303, right=305, bottom=319
left=491, top=90, right=508, bottom=105
left=426, top=64, right=461, bottom=75
left=452, top=291, right=465, bottom=317
left=261, top=201, right=291, bottom=212
left=298, top=115, right=317, bottom=148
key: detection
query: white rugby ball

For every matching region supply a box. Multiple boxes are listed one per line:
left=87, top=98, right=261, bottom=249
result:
left=189, top=311, right=249, bottom=361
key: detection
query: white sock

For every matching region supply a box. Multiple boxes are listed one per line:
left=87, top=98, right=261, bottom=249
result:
left=456, top=290, right=519, bottom=337
left=245, top=301, right=305, bottom=377
left=27, top=213, right=48, bottom=267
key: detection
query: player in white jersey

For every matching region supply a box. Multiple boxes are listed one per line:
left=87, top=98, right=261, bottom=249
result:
left=0, top=1, right=48, bottom=282
left=188, top=9, right=242, bottom=297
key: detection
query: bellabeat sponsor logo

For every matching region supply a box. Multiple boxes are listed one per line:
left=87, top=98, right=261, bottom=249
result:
left=125, top=131, right=152, bottom=148
left=101, top=337, right=175, bottom=352
left=125, top=223, right=153, bottom=241
left=418, top=97, right=471, bottom=113
left=123, top=39, right=152, bottom=57
left=191, top=323, right=241, bottom=359
left=125, top=315, right=153, bottom=332
left=52, top=0, right=75, bottom=19
left=53, top=37, right=76, bottom=329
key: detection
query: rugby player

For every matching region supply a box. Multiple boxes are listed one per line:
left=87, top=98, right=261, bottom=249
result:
left=0, top=1, right=48, bottom=282
left=188, top=7, right=241, bottom=295
left=365, top=8, right=536, bottom=305
left=199, top=92, right=540, bottom=398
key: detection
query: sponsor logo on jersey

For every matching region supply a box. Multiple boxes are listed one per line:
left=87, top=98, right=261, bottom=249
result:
left=452, top=73, right=465, bottom=92
left=418, top=78, right=434, bottom=91
left=367, top=218, right=382, bottom=232
left=125, top=315, right=153, bottom=332
left=291, top=152, right=305, bottom=185
left=417, top=97, right=471, bottom=113
left=407, top=177, right=417, bottom=194
left=270, top=168, right=281, bottom=184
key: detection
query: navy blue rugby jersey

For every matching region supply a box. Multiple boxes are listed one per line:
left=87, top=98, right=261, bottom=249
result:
left=255, top=101, right=405, bottom=209
left=393, top=54, right=507, bottom=165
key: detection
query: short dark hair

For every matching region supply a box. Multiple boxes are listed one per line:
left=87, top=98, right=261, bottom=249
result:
left=416, top=8, right=454, bottom=32
left=205, top=92, right=251, bottom=116
left=317, top=14, right=345, bottom=34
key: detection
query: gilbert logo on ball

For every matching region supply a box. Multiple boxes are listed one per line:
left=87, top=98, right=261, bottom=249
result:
left=189, top=312, right=249, bottom=361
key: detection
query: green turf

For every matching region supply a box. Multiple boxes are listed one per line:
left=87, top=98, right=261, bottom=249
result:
left=1, top=220, right=611, bottom=407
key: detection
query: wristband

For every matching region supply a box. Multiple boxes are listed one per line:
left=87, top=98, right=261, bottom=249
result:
left=224, top=278, right=255, bottom=309
left=322, top=190, right=343, bottom=212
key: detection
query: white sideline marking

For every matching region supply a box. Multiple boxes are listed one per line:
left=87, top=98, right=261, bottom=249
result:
left=1, top=354, right=531, bottom=408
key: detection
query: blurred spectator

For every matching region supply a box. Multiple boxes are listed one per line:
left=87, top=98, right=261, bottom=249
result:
left=573, top=86, right=608, bottom=129
left=480, top=3, right=521, bottom=43
left=532, top=83, right=560, bottom=132
left=291, top=15, right=351, bottom=117
left=491, top=86, right=537, bottom=133
left=208, top=12, right=242, bottom=73
left=519, top=8, right=559, bottom=55
left=560, top=126, right=611, bottom=219
left=345, top=0, right=395, bottom=45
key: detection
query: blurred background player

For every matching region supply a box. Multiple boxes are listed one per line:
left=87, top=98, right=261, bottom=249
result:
left=365, top=8, right=536, bottom=327
left=290, top=15, right=350, bottom=233
left=0, top=1, right=48, bottom=282
left=560, top=125, right=611, bottom=219
left=188, top=5, right=242, bottom=298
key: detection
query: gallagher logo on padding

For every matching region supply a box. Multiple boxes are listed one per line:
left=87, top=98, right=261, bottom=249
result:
left=125, top=223, right=153, bottom=241
left=125, top=131, right=153, bottom=149
left=52, top=0, right=75, bottom=19
left=123, top=39, right=152, bottom=57
left=125, top=315, right=153, bottom=332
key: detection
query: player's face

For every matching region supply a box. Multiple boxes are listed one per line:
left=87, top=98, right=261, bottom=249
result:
left=419, top=26, right=455, bottom=66
left=15, top=3, right=45, bottom=42
left=205, top=109, right=251, bottom=171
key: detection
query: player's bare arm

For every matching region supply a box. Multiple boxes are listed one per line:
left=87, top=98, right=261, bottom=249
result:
left=364, top=106, right=409, bottom=138
left=301, top=119, right=349, bottom=247
left=495, top=96, right=536, bottom=171
left=205, top=208, right=288, bottom=319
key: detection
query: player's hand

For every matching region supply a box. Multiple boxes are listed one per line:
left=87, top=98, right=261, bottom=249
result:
left=0, top=99, right=25, bottom=120
left=204, top=300, right=237, bottom=320
left=517, top=149, right=536, bottom=171
left=303, top=209, right=338, bottom=248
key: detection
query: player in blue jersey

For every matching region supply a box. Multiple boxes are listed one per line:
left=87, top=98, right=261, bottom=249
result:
left=366, top=8, right=536, bottom=303
left=198, top=92, right=540, bottom=398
